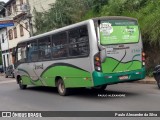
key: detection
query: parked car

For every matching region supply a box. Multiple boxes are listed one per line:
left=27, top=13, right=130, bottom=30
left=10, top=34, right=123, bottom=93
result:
left=153, top=65, right=160, bottom=89
left=0, top=65, right=4, bottom=73
left=5, top=65, right=15, bottom=78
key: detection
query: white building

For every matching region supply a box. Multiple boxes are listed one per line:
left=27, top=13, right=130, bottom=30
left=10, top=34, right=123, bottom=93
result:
left=29, top=0, right=56, bottom=13
left=0, top=0, right=56, bottom=70
left=0, top=27, right=9, bottom=70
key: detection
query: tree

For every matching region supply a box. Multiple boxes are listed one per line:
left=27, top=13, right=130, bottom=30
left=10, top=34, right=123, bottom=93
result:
left=33, top=0, right=92, bottom=35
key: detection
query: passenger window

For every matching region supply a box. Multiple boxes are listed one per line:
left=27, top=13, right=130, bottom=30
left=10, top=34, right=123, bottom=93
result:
left=17, top=43, right=27, bottom=63
left=38, top=36, right=51, bottom=61
left=52, top=32, right=68, bottom=58
left=27, top=41, right=38, bottom=62
left=68, top=26, right=89, bottom=57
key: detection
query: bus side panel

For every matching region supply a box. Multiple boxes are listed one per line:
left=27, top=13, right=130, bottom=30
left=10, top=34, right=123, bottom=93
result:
left=41, top=65, right=92, bottom=88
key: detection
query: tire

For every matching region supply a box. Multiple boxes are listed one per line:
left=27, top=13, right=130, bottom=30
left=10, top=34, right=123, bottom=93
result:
left=57, top=78, right=69, bottom=96
left=19, top=77, right=27, bottom=90
left=93, top=85, right=107, bottom=91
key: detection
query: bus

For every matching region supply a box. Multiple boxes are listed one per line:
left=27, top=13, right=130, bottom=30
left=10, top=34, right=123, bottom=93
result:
left=14, top=16, right=145, bottom=96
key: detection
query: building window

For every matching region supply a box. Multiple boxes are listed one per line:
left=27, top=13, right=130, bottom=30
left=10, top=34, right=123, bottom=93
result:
left=8, top=29, right=13, bottom=40
left=25, top=22, right=28, bottom=30
left=20, top=0, right=23, bottom=5
left=20, top=25, right=24, bottom=36
left=13, top=2, right=17, bottom=12
left=7, top=6, right=12, bottom=16
left=14, top=27, right=17, bottom=38
left=2, top=34, right=4, bottom=43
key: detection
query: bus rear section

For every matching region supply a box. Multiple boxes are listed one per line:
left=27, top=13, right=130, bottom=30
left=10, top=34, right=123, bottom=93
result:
left=92, top=17, right=146, bottom=87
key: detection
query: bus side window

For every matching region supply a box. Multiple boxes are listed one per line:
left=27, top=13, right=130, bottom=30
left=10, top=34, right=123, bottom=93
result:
left=52, top=32, right=68, bottom=58
left=17, top=43, right=27, bottom=63
left=27, top=41, right=38, bottom=62
left=38, top=36, right=51, bottom=61
left=68, top=26, right=89, bottom=57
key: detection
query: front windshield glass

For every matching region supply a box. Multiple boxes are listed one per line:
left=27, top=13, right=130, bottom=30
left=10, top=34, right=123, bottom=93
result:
left=100, top=19, right=139, bottom=45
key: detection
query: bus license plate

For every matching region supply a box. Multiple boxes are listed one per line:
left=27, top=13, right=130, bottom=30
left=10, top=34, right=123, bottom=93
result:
left=119, top=75, right=128, bottom=80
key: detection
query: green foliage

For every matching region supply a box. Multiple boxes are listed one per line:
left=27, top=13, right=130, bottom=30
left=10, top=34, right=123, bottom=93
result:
left=146, top=68, right=153, bottom=77
left=34, top=0, right=160, bottom=45
left=33, top=0, right=93, bottom=35
left=83, top=0, right=160, bottom=45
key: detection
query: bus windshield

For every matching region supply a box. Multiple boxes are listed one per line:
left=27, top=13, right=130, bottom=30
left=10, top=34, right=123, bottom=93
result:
left=99, top=19, right=139, bottom=45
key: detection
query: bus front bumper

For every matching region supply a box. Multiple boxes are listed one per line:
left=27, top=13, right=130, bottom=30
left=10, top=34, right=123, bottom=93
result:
left=92, top=68, right=146, bottom=87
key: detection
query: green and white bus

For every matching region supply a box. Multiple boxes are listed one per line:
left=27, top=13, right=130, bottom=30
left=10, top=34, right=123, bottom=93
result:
left=14, top=16, right=145, bottom=96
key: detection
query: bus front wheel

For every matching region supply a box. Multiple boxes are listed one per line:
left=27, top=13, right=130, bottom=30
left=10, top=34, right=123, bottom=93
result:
left=18, top=77, right=27, bottom=90
left=57, top=78, right=69, bottom=96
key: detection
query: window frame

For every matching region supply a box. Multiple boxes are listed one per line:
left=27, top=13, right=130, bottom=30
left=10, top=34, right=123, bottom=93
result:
left=38, top=36, right=52, bottom=61
left=20, top=24, right=24, bottom=37
left=14, top=27, right=17, bottom=38
left=15, top=25, right=90, bottom=64
left=16, top=42, right=27, bottom=64
left=2, top=34, right=4, bottom=43
left=67, top=25, right=90, bottom=58
left=51, top=31, right=69, bottom=60
left=26, top=39, right=39, bottom=62
left=8, top=29, right=13, bottom=40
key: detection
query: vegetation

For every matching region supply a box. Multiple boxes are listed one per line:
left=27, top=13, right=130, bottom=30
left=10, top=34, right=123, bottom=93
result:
left=33, top=0, right=93, bottom=35
left=33, top=0, right=160, bottom=75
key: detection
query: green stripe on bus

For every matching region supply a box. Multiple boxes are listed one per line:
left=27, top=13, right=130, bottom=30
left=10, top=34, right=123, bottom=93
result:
left=20, top=66, right=93, bottom=88
left=101, top=57, right=142, bottom=73
left=41, top=66, right=93, bottom=88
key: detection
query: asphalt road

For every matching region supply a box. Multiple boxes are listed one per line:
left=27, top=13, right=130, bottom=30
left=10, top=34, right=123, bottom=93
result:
left=0, top=76, right=159, bottom=120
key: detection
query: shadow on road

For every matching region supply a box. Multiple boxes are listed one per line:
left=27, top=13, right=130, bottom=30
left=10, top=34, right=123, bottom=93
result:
left=25, top=86, right=139, bottom=99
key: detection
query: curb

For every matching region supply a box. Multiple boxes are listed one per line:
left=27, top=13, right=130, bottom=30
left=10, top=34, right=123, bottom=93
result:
left=134, top=77, right=156, bottom=84
left=134, top=80, right=156, bottom=84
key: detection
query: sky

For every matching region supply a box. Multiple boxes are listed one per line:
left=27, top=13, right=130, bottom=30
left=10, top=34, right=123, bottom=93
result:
left=1, top=0, right=9, bottom=3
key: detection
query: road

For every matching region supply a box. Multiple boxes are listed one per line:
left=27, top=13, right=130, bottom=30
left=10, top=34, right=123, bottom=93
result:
left=0, top=75, right=159, bottom=119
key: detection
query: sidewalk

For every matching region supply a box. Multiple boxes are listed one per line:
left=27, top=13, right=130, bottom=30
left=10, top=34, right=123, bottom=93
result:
left=0, top=73, right=15, bottom=82
left=134, top=77, right=156, bottom=84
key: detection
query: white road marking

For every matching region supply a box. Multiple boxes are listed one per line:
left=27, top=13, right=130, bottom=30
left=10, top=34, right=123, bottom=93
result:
left=0, top=80, right=16, bottom=84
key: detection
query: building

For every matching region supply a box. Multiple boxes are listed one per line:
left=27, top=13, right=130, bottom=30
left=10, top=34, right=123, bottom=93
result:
left=0, top=0, right=31, bottom=70
left=0, top=0, right=56, bottom=70
left=29, top=0, right=56, bottom=13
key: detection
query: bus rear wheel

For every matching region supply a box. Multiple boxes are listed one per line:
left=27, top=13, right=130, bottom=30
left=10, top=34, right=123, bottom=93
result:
left=18, top=77, right=27, bottom=90
left=57, top=78, right=69, bottom=96
left=93, top=85, right=107, bottom=91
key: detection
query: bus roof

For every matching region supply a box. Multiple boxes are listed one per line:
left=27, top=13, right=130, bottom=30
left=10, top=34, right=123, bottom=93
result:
left=17, top=16, right=137, bottom=45
left=92, top=16, right=137, bottom=22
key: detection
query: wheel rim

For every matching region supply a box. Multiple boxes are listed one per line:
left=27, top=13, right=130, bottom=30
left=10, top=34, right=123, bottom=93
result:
left=58, top=81, right=65, bottom=94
